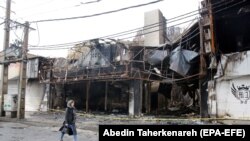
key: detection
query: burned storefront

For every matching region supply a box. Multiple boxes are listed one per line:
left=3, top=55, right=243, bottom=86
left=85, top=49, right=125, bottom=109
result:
left=199, top=0, right=250, bottom=120
left=35, top=8, right=204, bottom=117
left=39, top=0, right=250, bottom=120
left=39, top=33, right=201, bottom=117
left=44, top=39, right=133, bottom=114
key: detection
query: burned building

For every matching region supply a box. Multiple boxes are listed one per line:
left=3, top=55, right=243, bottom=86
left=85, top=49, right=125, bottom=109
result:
left=37, top=0, right=250, bottom=121
left=40, top=28, right=200, bottom=117
left=199, top=0, right=250, bottom=120
left=40, top=39, right=173, bottom=116
left=36, top=8, right=201, bottom=117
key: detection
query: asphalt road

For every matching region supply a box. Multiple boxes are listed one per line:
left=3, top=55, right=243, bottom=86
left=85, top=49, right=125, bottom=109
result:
left=0, top=121, right=98, bottom=141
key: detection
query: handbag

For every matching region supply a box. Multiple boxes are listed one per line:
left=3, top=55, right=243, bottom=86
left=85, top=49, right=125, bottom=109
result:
left=62, top=126, right=69, bottom=134
left=59, top=125, right=68, bottom=133
left=59, top=123, right=73, bottom=135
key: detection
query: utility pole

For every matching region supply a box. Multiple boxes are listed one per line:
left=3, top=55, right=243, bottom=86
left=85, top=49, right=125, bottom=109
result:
left=17, top=22, right=29, bottom=119
left=0, top=0, right=11, bottom=117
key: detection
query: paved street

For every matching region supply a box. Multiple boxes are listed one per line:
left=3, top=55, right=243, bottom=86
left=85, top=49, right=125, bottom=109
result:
left=0, top=111, right=209, bottom=141
left=0, top=121, right=98, bottom=141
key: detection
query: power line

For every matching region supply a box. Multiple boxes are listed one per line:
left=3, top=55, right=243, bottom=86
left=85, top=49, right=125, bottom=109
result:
left=29, top=0, right=227, bottom=24
left=14, top=0, right=230, bottom=47
left=0, top=5, right=16, bottom=14
left=121, top=19, right=199, bottom=40
left=30, top=0, right=164, bottom=23
left=29, top=12, right=199, bottom=48
left=78, top=0, right=102, bottom=5
left=105, top=12, right=199, bottom=39
left=35, top=22, right=40, bottom=46
left=19, top=4, right=85, bottom=20
left=29, top=0, right=244, bottom=50
left=0, top=47, right=19, bottom=58
left=214, top=0, right=246, bottom=14
left=29, top=18, right=199, bottom=50
left=18, top=0, right=102, bottom=19
left=12, top=29, right=23, bottom=41
left=0, top=21, right=5, bottom=25
left=29, top=17, right=198, bottom=50
left=28, top=0, right=235, bottom=48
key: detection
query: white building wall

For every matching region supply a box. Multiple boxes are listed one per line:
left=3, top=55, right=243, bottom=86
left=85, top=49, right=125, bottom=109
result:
left=214, top=77, right=250, bottom=119
left=8, top=80, right=18, bottom=95
left=25, top=80, right=45, bottom=111
left=6, top=79, right=45, bottom=111
left=211, top=51, right=250, bottom=119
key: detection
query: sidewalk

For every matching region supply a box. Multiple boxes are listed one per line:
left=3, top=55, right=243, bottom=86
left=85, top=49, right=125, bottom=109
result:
left=0, top=121, right=98, bottom=141
left=0, top=111, right=210, bottom=141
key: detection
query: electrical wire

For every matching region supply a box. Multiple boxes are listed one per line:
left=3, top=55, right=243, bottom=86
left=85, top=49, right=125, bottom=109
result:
left=27, top=0, right=241, bottom=49
left=30, top=0, right=231, bottom=24
left=214, top=0, right=246, bottom=14
left=19, top=0, right=103, bottom=20
left=28, top=18, right=199, bottom=50
left=28, top=12, right=200, bottom=48
left=0, top=21, right=5, bottom=25
left=35, top=22, right=40, bottom=46
left=12, top=30, right=23, bottom=41
left=79, top=0, right=102, bottom=5
left=30, top=0, right=248, bottom=84
left=0, top=47, right=19, bottom=58
left=30, top=13, right=199, bottom=48
left=30, top=0, right=164, bottom=23
left=29, top=0, right=243, bottom=82
left=120, top=18, right=199, bottom=41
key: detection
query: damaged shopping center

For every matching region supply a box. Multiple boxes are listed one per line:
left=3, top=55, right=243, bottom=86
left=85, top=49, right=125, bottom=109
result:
left=13, top=0, right=250, bottom=120
left=39, top=9, right=201, bottom=116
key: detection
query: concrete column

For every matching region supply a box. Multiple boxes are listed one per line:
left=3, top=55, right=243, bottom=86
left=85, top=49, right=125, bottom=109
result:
left=144, top=82, right=151, bottom=113
left=144, top=83, right=148, bottom=113
left=144, top=9, right=166, bottom=47
left=128, top=84, right=135, bottom=116
left=49, top=85, right=54, bottom=110
left=54, top=84, right=64, bottom=109
left=200, top=79, right=209, bottom=118
left=0, top=0, right=11, bottom=117
left=129, top=80, right=142, bottom=116
left=85, top=81, right=91, bottom=113
left=0, top=65, right=8, bottom=117
left=104, top=81, right=108, bottom=111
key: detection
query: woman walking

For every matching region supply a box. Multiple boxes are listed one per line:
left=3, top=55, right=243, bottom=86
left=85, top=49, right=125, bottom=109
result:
left=60, top=100, right=78, bottom=141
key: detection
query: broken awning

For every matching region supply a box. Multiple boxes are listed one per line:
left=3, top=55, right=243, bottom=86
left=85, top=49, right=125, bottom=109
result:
left=169, top=46, right=199, bottom=76
left=146, top=50, right=169, bottom=65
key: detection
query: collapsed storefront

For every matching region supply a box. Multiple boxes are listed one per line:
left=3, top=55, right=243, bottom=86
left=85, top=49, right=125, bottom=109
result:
left=38, top=0, right=250, bottom=119
left=39, top=35, right=201, bottom=116
left=201, top=0, right=250, bottom=119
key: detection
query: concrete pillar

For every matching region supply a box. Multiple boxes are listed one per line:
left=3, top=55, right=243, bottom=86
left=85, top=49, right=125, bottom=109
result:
left=49, top=85, right=54, bottom=110
left=144, top=83, right=148, bottom=113
left=144, top=82, right=152, bottom=114
left=200, top=79, right=209, bottom=118
left=54, top=84, right=64, bottom=108
left=148, top=83, right=151, bottom=113
left=144, top=9, right=166, bottom=47
left=85, top=81, right=91, bottom=113
left=128, top=85, right=135, bottom=116
left=104, top=81, right=108, bottom=111
left=129, top=80, right=142, bottom=116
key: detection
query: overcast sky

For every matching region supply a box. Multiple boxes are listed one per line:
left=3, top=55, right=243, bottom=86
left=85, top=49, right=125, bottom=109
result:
left=0, top=0, right=200, bottom=57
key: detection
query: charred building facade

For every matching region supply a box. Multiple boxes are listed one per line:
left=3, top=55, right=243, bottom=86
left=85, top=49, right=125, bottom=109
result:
left=37, top=0, right=250, bottom=121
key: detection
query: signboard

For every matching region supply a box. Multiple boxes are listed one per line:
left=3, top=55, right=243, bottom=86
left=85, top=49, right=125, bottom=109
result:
left=4, top=94, right=18, bottom=111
